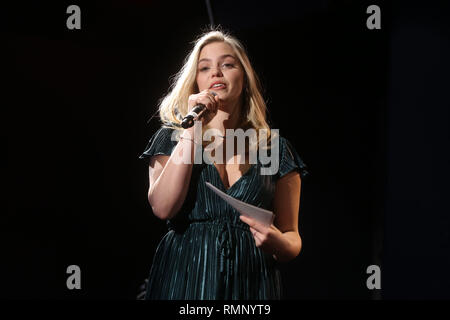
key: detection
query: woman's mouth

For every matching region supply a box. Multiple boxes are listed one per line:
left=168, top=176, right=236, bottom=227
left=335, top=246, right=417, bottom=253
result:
left=210, top=83, right=226, bottom=90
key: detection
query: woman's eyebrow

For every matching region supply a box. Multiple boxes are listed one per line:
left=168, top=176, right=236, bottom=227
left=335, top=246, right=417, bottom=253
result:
left=198, top=54, right=236, bottom=63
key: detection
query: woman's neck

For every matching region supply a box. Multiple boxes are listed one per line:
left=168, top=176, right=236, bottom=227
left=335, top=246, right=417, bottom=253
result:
left=207, top=99, right=243, bottom=135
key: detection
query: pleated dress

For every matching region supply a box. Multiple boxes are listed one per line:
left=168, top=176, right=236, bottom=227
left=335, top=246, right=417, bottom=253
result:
left=139, top=127, right=308, bottom=300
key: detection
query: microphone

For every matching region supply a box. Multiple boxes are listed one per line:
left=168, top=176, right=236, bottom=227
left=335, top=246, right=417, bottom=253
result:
left=181, top=104, right=206, bottom=129
left=181, top=91, right=217, bottom=129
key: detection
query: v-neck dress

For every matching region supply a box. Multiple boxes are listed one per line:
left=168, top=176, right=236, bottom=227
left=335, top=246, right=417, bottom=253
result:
left=139, top=127, right=309, bottom=300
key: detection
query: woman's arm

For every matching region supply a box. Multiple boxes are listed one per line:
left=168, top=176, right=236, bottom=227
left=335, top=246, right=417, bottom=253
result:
left=239, top=170, right=302, bottom=262
left=272, top=170, right=302, bottom=261
left=148, top=90, right=220, bottom=220
left=147, top=127, right=196, bottom=220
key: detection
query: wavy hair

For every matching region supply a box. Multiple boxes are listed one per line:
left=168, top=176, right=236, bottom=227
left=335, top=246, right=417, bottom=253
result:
left=156, top=28, right=272, bottom=141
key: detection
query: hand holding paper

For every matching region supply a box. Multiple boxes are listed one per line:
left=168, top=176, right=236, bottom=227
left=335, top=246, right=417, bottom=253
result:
left=205, top=182, right=274, bottom=227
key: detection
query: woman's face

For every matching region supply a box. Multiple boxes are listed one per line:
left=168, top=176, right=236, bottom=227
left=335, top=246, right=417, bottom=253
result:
left=196, top=41, right=245, bottom=108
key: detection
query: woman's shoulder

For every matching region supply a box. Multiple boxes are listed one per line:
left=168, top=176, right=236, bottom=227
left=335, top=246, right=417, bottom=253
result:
left=274, top=134, right=309, bottom=180
left=139, top=126, right=179, bottom=159
left=153, top=126, right=177, bottom=140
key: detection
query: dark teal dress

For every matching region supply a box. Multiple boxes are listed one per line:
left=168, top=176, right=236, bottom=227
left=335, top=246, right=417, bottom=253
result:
left=139, top=127, right=308, bottom=300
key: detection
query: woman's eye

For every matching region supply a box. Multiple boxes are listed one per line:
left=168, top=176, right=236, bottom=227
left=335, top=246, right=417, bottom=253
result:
left=198, top=63, right=234, bottom=72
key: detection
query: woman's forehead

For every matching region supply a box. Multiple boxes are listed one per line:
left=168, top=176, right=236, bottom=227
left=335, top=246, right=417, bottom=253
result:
left=199, top=42, right=235, bottom=60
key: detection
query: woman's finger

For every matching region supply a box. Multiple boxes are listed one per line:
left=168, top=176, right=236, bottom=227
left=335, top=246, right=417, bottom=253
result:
left=207, top=92, right=218, bottom=111
left=240, top=215, right=265, bottom=234
left=250, top=227, right=262, bottom=246
left=202, top=91, right=216, bottom=111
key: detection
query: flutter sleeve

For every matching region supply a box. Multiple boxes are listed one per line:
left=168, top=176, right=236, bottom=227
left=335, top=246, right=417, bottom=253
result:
left=277, top=136, right=310, bottom=180
left=139, top=127, right=178, bottom=160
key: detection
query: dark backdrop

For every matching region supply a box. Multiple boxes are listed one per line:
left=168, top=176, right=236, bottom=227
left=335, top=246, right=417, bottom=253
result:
left=3, top=0, right=449, bottom=299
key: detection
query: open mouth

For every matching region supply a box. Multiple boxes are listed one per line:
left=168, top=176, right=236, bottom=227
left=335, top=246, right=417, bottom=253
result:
left=210, top=83, right=226, bottom=89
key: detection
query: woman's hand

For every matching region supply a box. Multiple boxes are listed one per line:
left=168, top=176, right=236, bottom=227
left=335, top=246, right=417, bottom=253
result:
left=239, top=215, right=286, bottom=261
left=187, top=89, right=220, bottom=125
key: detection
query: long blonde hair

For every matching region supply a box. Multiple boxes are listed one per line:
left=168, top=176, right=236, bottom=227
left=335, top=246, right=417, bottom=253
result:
left=157, top=28, right=272, bottom=139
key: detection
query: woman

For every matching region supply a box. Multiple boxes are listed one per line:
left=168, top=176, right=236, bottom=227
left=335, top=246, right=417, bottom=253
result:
left=139, top=29, right=308, bottom=300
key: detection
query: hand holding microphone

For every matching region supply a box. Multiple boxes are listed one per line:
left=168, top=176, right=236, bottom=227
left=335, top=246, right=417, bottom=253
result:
left=182, top=90, right=219, bottom=128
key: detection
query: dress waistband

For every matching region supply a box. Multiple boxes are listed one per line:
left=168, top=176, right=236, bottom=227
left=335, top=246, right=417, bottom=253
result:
left=168, top=218, right=251, bottom=276
left=189, top=218, right=250, bottom=231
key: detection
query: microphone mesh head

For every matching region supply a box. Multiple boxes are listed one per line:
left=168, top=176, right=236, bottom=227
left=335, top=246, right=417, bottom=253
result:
left=181, top=117, right=194, bottom=129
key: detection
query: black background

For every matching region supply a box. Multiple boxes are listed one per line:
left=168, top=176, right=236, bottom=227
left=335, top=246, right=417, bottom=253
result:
left=3, top=0, right=449, bottom=300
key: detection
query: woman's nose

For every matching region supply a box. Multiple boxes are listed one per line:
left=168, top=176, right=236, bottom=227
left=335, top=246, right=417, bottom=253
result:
left=210, top=66, right=223, bottom=76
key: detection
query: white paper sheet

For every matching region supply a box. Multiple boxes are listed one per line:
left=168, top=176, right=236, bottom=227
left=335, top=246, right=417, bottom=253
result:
left=205, top=182, right=274, bottom=227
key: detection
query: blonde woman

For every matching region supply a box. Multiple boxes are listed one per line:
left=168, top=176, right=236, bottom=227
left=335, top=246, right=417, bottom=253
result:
left=139, top=29, right=308, bottom=299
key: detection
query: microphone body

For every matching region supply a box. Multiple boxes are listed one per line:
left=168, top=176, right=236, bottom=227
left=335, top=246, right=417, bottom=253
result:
left=181, top=91, right=217, bottom=129
left=181, top=104, right=206, bottom=129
